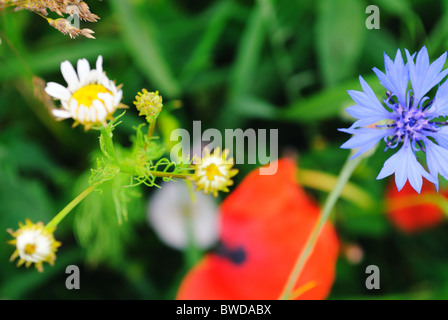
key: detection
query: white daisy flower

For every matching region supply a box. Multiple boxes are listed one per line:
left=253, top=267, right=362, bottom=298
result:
left=191, top=147, right=238, bottom=197
left=7, top=219, right=61, bottom=272
left=45, top=55, right=123, bottom=130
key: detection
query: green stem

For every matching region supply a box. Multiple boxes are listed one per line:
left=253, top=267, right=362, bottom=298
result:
left=184, top=209, right=202, bottom=268
left=100, top=127, right=117, bottom=161
left=150, top=170, right=192, bottom=179
left=119, top=166, right=192, bottom=180
left=46, top=186, right=96, bottom=230
left=279, top=150, right=362, bottom=300
left=147, top=120, right=156, bottom=140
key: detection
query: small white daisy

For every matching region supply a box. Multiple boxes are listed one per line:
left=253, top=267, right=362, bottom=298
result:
left=191, top=147, right=238, bottom=197
left=45, top=55, right=123, bottom=130
left=7, top=219, right=61, bottom=272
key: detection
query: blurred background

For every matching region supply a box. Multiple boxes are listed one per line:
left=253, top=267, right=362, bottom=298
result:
left=2, top=0, right=448, bottom=299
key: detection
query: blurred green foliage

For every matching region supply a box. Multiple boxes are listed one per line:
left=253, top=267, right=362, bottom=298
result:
left=1, top=0, right=448, bottom=299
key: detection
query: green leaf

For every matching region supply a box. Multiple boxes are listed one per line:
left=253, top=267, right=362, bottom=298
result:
left=180, top=1, right=233, bottom=82
left=158, top=110, right=182, bottom=151
left=89, top=160, right=120, bottom=187
left=280, top=74, right=382, bottom=123
left=216, top=4, right=267, bottom=129
left=339, top=204, right=391, bottom=236
left=229, top=5, right=266, bottom=97
left=0, top=248, right=82, bottom=299
left=316, top=0, right=366, bottom=86
left=0, top=39, right=122, bottom=81
left=232, top=95, right=279, bottom=120
left=108, top=0, right=182, bottom=98
left=73, top=172, right=144, bottom=266
left=374, top=0, right=425, bottom=42
left=0, top=167, right=54, bottom=231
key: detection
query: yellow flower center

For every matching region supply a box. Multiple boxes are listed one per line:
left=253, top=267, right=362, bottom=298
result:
left=72, top=84, right=111, bottom=107
left=24, top=243, right=36, bottom=255
left=205, top=163, right=222, bottom=181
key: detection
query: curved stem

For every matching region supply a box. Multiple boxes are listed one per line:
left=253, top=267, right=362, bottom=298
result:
left=150, top=170, right=192, bottom=179
left=279, top=150, right=362, bottom=300
left=297, top=168, right=374, bottom=209
left=46, top=186, right=96, bottom=230
left=118, top=166, right=192, bottom=180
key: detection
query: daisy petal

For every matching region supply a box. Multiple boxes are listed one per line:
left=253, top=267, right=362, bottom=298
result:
left=96, top=55, right=103, bottom=74
left=61, top=60, right=80, bottom=91
left=78, top=105, right=88, bottom=123
left=77, top=58, right=91, bottom=86
left=52, top=109, right=71, bottom=119
left=46, top=55, right=122, bottom=129
left=69, top=99, right=78, bottom=116
left=98, top=93, right=114, bottom=112
left=114, top=90, right=123, bottom=106
left=93, top=100, right=107, bottom=121
left=89, top=105, right=98, bottom=122
left=45, top=82, right=71, bottom=101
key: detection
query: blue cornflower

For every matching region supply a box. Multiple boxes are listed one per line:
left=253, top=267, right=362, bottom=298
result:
left=340, top=46, right=448, bottom=193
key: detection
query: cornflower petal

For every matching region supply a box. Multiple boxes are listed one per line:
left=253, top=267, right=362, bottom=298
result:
left=339, top=128, right=394, bottom=159
left=377, top=143, right=436, bottom=193
left=341, top=47, right=448, bottom=193
left=425, top=139, right=448, bottom=185
left=434, top=126, right=448, bottom=148
left=430, top=78, right=448, bottom=116
left=372, top=49, right=409, bottom=106
left=406, top=47, right=448, bottom=103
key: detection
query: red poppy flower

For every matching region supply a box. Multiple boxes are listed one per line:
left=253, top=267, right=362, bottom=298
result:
left=386, top=180, right=445, bottom=233
left=177, top=158, right=339, bottom=300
